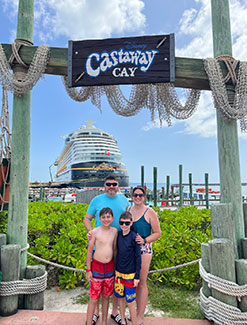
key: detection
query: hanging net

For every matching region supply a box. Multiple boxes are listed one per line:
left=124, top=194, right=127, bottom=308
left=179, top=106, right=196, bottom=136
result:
left=0, top=87, right=11, bottom=212
left=63, top=76, right=201, bottom=126
left=204, top=56, right=247, bottom=132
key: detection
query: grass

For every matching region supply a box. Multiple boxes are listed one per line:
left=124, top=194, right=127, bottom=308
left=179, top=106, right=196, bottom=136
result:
left=147, top=280, right=205, bottom=319
left=74, top=281, right=205, bottom=320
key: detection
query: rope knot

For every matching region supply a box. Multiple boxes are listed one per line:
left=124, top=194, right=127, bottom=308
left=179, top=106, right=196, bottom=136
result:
left=216, top=55, right=239, bottom=86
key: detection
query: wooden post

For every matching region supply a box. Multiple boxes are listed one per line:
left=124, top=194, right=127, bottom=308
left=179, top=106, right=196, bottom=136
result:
left=179, top=164, right=183, bottom=207
left=211, top=0, right=244, bottom=257
left=211, top=203, right=238, bottom=258
left=243, top=203, right=247, bottom=236
left=24, top=265, right=46, bottom=310
left=201, top=243, right=211, bottom=298
left=0, top=244, right=21, bottom=316
left=166, top=176, right=170, bottom=200
left=141, top=166, right=144, bottom=188
left=236, top=260, right=247, bottom=312
left=189, top=173, right=193, bottom=206
left=153, top=167, right=157, bottom=207
left=0, top=234, right=6, bottom=279
left=209, top=238, right=237, bottom=307
left=161, top=187, right=165, bottom=200
left=7, top=0, right=34, bottom=283
left=205, top=173, right=209, bottom=209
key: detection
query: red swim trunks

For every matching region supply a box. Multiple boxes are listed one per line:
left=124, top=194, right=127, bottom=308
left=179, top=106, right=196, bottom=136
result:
left=89, top=259, right=114, bottom=300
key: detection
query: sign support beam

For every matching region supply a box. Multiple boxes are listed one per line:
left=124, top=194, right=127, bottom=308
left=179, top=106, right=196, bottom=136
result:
left=211, top=0, right=244, bottom=258
left=7, top=0, right=34, bottom=283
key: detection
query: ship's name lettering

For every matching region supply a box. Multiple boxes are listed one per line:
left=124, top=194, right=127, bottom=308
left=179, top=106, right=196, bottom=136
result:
left=85, top=48, right=159, bottom=78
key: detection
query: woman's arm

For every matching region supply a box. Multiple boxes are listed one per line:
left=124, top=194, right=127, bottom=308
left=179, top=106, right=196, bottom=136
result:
left=145, top=209, right=161, bottom=244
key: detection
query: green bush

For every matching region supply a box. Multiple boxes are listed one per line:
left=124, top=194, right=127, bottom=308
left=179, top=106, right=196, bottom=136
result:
left=151, top=206, right=211, bottom=289
left=0, top=203, right=211, bottom=289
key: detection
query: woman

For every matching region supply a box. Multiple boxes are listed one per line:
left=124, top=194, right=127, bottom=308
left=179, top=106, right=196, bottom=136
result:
left=128, top=186, right=161, bottom=325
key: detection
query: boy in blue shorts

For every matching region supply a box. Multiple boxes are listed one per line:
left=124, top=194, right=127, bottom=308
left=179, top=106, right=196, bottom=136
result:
left=114, top=211, right=141, bottom=325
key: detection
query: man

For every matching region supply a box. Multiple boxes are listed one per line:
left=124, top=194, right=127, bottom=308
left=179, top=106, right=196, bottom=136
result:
left=84, top=175, right=130, bottom=325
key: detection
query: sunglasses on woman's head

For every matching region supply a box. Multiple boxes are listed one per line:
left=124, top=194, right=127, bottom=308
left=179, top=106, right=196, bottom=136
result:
left=132, top=193, right=144, bottom=198
left=119, top=221, right=131, bottom=226
left=105, top=182, right=118, bottom=187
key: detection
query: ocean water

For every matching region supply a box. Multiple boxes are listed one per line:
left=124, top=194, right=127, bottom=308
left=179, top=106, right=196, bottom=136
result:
left=129, top=182, right=247, bottom=197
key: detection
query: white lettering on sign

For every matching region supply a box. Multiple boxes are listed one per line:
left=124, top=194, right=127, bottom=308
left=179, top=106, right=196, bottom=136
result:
left=85, top=48, right=159, bottom=78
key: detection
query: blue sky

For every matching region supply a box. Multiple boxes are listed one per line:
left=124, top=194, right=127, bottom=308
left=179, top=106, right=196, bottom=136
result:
left=0, top=0, right=247, bottom=185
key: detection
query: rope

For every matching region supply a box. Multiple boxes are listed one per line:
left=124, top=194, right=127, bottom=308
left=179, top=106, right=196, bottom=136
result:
left=200, top=288, right=247, bottom=324
left=27, top=251, right=199, bottom=274
left=0, top=272, right=47, bottom=296
left=199, top=260, right=247, bottom=298
left=27, top=252, right=86, bottom=273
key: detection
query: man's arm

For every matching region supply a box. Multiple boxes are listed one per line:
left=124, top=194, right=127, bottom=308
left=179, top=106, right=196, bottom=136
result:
left=83, top=212, right=94, bottom=232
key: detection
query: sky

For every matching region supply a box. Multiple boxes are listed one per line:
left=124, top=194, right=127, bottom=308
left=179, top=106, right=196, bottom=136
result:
left=0, top=0, right=247, bottom=185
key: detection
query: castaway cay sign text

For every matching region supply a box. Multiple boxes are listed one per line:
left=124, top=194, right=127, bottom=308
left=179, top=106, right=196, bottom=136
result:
left=68, top=34, right=175, bottom=87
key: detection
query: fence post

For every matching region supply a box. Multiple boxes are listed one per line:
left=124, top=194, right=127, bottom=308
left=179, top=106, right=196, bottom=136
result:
left=166, top=175, right=170, bottom=202
left=209, top=238, right=237, bottom=307
left=211, top=203, right=238, bottom=258
left=189, top=173, right=193, bottom=205
left=24, top=265, right=46, bottom=310
left=205, top=173, right=209, bottom=209
left=179, top=164, right=183, bottom=207
left=0, top=244, right=21, bottom=316
left=236, top=260, right=247, bottom=312
left=153, top=167, right=157, bottom=207
left=201, top=243, right=211, bottom=298
left=141, top=166, right=144, bottom=188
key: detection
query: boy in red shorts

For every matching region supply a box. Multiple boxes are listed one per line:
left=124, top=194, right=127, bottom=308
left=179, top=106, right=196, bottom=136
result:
left=114, top=211, right=141, bottom=325
left=86, top=207, right=117, bottom=325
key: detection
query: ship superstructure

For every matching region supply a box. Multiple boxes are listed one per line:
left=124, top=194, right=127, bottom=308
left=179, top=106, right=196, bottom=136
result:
left=54, top=120, right=129, bottom=187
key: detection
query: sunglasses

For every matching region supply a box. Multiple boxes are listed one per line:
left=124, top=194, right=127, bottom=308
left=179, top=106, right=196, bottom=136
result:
left=119, top=221, right=131, bottom=226
left=132, top=193, right=145, bottom=198
left=105, top=182, right=118, bottom=187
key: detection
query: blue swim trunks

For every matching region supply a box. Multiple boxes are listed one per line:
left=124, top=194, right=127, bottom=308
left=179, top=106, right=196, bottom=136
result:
left=114, top=270, right=136, bottom=303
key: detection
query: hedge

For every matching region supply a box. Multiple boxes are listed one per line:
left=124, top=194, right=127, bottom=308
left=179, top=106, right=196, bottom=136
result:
left=0, top=203, right=211, bottom=289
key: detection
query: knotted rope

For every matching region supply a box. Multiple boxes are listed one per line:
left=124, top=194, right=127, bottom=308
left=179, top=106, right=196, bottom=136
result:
left=0, top=272, right=47, bottom=296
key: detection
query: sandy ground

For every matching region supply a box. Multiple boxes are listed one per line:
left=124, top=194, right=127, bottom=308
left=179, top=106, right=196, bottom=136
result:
left=44, top=287, right=164, bottom=317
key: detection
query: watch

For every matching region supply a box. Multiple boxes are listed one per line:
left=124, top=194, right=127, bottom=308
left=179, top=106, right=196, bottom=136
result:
left=144, top=238, right=147, bottom=244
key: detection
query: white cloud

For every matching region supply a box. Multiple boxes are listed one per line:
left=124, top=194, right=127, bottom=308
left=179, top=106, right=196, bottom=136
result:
left=2, top=0, right=145, bottom=41
left=174, top=0, right=247, bottom=138
left=38, top=0, right=145, bottom=41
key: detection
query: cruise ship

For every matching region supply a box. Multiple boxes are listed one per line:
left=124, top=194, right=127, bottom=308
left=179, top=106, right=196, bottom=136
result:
left=54, top=120, right=129, bottom=188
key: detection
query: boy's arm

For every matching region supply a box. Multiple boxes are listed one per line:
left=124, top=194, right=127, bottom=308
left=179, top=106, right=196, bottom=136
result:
left=85, top=230, right=96, bottom=281
left=113, top=230, right=118, bottom=264
left=134, top=238, right=142, bottom=281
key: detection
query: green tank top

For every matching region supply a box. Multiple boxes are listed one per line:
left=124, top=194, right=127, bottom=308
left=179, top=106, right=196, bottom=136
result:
left=131, top=208, right=151, bottom=238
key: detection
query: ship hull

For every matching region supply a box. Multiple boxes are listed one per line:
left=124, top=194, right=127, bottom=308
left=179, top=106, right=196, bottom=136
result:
left=55, top=161, right=129, bottom=188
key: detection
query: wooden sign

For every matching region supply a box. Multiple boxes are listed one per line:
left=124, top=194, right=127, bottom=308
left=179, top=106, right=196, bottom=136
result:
left=68, top=34, right=175, bottom=87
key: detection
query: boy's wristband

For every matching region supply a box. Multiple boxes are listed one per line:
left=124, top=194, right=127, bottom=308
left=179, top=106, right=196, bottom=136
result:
left=86, top=269, right=91, bottom=272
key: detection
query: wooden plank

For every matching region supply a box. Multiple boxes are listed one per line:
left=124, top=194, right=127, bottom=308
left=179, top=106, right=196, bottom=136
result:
left=236, top=259, right=247, bottom=312
left=1, top=43, right=231, bottom=90
left=210, top=203, right=238, bottom=258
left=209, top=238, right=237, bottom=307
left=0, top=244, right=20, bottom=316
left=24, top=265, right=46, bottom=310
left=201, top=243, right=211, bottom=298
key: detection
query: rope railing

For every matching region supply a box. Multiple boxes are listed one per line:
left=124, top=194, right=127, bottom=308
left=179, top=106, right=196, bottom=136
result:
left=27, top=251, right=200, bottom=275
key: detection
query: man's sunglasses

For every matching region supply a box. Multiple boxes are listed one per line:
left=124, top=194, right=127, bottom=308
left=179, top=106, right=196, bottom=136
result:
left=105, top=182, right=118, bottom=187
left=119, top=221, right=131, bottom=226
left=132, top=193, right=145, bottom=198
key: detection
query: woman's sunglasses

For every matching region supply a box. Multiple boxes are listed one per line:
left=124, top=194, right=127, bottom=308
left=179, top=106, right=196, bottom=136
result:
left=119, top=221, right=131, bottom=226
left=105, top=182, right=118, bottom=187
left=132, top=193, right=145, bottom=198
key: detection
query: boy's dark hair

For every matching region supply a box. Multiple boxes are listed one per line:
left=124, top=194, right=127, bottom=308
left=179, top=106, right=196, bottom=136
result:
left=104, top=175, right=118, bottom=182
left=119, top=211, right=132, bottom=221
left=99, top=207, right=113, bottom=217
